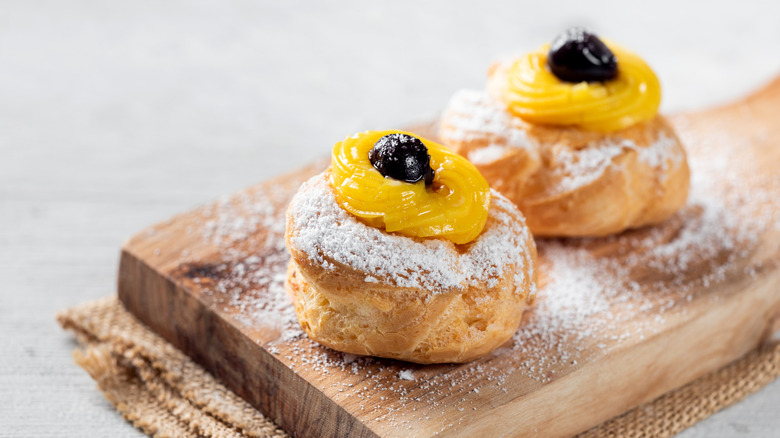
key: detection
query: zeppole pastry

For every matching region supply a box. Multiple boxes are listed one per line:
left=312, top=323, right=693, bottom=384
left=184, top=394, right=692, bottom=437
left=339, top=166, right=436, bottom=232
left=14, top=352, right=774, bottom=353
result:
left=439, top=28, right=690, bottom=237
left=285, top=130, right=537, bottom=364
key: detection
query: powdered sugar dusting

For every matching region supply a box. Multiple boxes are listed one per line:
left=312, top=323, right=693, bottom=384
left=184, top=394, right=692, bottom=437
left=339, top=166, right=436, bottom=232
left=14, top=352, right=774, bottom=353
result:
left=551, top=134, right=684, bottom=195
left=443, top=90, right=687, bottom=195
left=398, top=369, right=415, bottom=381
left=638, top=134, right=684, bottom=172
left=287, top=173, right=533, bottom=294
left=441, top=89, right=535, bottom=152
left=504, top=127, right=775, bottom=381
left=551, top=141, right=624, bottom=194
left=193, top=182, right=304, bottom=341
left=511, top=198, right=756, bottom=379
left=175, top=116, right=777, bottom=432
left=468, top=144, right=508, bottom=164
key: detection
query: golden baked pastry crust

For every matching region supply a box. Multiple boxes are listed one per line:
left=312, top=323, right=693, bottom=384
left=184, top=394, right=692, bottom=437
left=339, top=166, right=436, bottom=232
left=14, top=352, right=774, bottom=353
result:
left=439, top=88, right=690, bottom=237
left=285, top=173, right=537, bottom=364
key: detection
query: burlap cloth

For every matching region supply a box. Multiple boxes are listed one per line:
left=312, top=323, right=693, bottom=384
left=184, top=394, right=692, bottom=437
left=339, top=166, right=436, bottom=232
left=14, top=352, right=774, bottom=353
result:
left=57, top=297, right=780, bottom=438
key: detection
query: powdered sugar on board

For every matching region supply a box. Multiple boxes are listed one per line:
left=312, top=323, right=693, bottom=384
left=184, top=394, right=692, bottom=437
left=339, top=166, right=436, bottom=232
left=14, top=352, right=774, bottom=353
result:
left=192, top=181, right=304, bottom=341
left=176, top=130, right=777, bottom=429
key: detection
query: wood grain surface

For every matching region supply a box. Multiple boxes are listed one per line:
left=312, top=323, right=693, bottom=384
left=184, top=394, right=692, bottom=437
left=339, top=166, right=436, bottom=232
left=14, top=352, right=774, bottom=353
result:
left=118, top=77, right=780, bottom=437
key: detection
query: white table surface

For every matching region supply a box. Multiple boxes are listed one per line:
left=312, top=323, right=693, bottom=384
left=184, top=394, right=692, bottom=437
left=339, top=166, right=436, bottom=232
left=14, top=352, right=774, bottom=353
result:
left=2, top=1, right=779, bottom=436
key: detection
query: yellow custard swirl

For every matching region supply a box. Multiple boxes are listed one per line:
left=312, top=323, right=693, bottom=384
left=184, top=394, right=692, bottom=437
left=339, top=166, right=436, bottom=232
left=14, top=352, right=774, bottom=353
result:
left=499, top=41, right=661, bottom=132
left=330, top=130, right=490, bottom=245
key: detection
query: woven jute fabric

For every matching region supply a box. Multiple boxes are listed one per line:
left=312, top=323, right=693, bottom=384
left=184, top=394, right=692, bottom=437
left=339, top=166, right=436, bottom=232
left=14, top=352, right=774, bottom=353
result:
left=57, top=297, right=780, bottom=438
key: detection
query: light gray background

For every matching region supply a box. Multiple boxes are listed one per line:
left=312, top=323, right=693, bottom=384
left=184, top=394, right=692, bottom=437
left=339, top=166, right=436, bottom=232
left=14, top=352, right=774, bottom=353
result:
left=2, top=1, right=779, bottom=436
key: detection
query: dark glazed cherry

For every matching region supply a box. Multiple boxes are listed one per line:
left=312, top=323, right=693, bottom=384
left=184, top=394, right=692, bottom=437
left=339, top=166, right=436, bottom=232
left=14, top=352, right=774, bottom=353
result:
left=547, top=27, right=618, bottom=83
left=369, top=133, right=434, bottom=185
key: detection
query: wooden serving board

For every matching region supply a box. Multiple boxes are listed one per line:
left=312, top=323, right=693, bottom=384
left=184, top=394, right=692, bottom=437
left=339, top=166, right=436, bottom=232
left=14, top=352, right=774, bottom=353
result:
left=118, top=77, right=780, bottom=438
